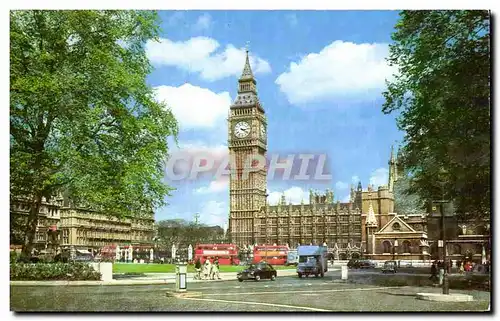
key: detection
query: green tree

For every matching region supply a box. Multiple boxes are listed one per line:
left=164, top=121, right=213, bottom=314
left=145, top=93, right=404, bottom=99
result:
left=156, top=219, right=225, bottom=248
left=10, top=10, right=178, bottom=258
left=383, top=11, right=490, bottom=220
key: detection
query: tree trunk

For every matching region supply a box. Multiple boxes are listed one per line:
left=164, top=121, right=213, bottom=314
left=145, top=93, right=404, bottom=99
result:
left=21, top=194, right=42, bottom=260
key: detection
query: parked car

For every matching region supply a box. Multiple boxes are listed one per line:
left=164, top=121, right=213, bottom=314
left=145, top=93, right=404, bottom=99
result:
left=237, top=262, right=277, bottom=282
left=347, top=259, right=376, bottom=269
left=381, top=260, right=398, bottom=273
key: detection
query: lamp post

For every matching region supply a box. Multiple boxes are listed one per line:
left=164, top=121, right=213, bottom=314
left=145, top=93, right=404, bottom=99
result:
left=434, top=174, right=450, bottom=295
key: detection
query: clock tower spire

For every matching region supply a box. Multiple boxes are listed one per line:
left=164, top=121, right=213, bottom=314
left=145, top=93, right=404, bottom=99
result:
left=228, top=47, right=267, bottom=247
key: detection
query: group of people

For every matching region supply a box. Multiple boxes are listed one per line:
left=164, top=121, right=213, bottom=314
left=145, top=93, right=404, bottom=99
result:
left=429, top=259, right=489, bottom=282
left=194, top=257, right=221, bottom=280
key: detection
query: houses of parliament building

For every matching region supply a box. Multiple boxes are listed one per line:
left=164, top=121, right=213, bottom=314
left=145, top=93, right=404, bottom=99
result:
left=228, top=51, right=490, bottom=262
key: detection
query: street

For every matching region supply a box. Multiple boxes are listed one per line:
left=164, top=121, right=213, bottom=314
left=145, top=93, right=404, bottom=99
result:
left=11, top=270, right=490, bottom=312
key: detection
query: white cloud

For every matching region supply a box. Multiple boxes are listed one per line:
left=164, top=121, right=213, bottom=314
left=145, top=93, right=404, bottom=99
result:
left=177, top=141, right=228, bottom=159
left=146, top=37, right=271, bottom=81
left=154, top=83, right=231, bottom=129
left=275, top=40, right=397, bottom=105
left=286, top=13, right=298, bottom=27
left=267, top=186, right=309, bottom=205
left=195, top=177, right=229, bottom=194
left=351, top=176, right=360, bottom=184
left=193, top=13, right=212, bottom=31
left=369, top=168, right=389, bottom=188
left=199, top=200, right=227, bottom=227
left=335, top=181, right=348, bottom=190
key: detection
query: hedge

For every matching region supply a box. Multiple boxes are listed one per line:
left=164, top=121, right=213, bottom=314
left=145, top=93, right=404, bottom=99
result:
left=10, top=262, right=101, bottom=281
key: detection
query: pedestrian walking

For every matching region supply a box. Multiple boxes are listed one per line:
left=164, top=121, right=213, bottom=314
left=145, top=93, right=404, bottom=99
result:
left=213, top=257, right=221, bottom=280
left=459, top=262, right=465, bottom=274
left=203, top=259, right=211, bottom=280
left=194, top=258, right=202, bottom=280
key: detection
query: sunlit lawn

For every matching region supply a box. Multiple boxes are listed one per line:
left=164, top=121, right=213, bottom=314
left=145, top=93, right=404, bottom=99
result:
left=113, top=263, right=294, bottom=274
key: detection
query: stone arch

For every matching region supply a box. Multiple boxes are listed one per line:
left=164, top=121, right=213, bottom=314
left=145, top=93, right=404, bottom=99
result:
left=382, top=240, right=392, bottom=253
left=339, top=252, right=348, bottom=260
left=351, top=252, right=360, bottom=259
left=401, top=240, right=411, bottom=253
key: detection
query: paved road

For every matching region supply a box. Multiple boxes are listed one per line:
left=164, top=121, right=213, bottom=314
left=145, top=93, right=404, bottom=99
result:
left=11, top=272, right=490, bottom=312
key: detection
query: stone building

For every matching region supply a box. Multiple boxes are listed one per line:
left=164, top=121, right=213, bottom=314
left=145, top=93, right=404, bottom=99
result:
left=228, top=50, right=363, bottom=256
left=228, top=50, right=490, bottom=262
left=10, top=195, right=155, bottom=252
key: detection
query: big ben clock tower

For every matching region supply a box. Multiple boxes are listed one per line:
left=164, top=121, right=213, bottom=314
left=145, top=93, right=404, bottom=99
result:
left=228, top=49, right=267, bottom=247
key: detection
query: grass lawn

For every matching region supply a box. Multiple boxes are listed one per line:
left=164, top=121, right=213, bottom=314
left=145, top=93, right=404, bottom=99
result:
left=113, top=263, right=294, bottom=274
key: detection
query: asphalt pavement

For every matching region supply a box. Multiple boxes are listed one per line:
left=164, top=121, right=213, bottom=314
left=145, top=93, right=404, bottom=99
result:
left=11, top=270, right=490, bottom=312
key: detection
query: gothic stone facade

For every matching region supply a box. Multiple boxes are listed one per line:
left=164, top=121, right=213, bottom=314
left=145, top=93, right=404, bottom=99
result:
left=228, top=51, right=489, bottom=262
left=228, top=52, right=363, bottom=254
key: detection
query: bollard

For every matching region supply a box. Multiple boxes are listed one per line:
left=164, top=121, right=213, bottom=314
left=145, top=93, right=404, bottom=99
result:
left=176, top=262, right=188, bottom=292
left=439, top=268, right=444, bottom=286
left=341, top=265, right=348, bottom=280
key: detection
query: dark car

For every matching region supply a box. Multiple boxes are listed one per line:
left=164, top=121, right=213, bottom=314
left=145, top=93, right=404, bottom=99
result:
left=237, top=262, right=277, bottom=282
left=381, top=260, right=398, bottom=273
left=347, top=259, right=376, bottom=269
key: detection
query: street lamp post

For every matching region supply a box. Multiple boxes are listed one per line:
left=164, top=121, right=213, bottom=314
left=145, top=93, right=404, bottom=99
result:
left=434, top=177, right=450, bottom=295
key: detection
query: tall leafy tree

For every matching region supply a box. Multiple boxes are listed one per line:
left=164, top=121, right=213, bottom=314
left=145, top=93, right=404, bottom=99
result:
left=383, top=11, right=490, bottom=221
left=10, top=10, right=178, bottom=258
left=156, top=219, right=225, bottom=248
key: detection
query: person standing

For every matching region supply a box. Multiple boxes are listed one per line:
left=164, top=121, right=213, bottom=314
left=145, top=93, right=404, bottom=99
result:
left=213, top=257, right=221, bottom=280
left=203, top=259, right=211, bottom=280
left=194, top=258, right=202, bottom=280
left=429, top=262, right=438, bottom=283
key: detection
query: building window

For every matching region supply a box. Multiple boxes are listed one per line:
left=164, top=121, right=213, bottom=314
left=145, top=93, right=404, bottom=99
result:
left=402, top=240, right=411, bottom=253
left=451, top=244, right=461, bottom=255
left=382, top=240, right=392, bottom=253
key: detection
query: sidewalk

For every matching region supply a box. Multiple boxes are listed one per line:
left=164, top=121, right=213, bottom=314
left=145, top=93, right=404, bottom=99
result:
left=10, top=269, right=301, bottom=287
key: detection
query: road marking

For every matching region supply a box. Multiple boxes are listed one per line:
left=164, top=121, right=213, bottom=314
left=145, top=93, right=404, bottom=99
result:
left=180, top=297, right=332, bottom=312
left=195, top=286, right=402, bottom=297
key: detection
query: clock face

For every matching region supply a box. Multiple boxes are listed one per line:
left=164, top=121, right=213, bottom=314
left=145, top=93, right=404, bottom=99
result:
left=260, top=125, right=266, bottom=138
left=234, top=121, right=250, bottom=138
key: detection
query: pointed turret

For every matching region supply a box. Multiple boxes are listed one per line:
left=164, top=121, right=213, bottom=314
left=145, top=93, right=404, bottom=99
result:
left=240, top=48, right=254, bottom=81
left=388, top=145, right=397, bottom=192
left=390, top=145, right=396, bottom=164
left=366, top=201, right=378, bottom=228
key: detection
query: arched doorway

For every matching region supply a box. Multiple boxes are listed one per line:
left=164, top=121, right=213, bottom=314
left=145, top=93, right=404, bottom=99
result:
left=401, top=241, right=411, bottom=254
left=382, top=240, right=392, bottom=254
left=339, top=253, right=347, bottom=260
left=351, top=252, right=360, bottom=259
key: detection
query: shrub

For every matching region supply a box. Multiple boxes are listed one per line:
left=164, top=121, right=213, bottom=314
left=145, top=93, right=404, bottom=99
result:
left=10, top=251, right=21, bottom=264
left=10, top=262, right=101, bottom=281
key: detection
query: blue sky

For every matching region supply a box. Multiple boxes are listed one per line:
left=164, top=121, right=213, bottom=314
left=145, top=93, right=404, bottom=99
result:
left=146, top=10, right=404, bottom=227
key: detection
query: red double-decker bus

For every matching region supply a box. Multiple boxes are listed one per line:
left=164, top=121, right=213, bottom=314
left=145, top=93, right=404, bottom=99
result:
left=252, top=244, right=289, bottom=265
left=194, top=243, right=240, bottom=265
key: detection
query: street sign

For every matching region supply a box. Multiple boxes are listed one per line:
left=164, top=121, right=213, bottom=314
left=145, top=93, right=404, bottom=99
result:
left=438, top=240, right=444, bottom=248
